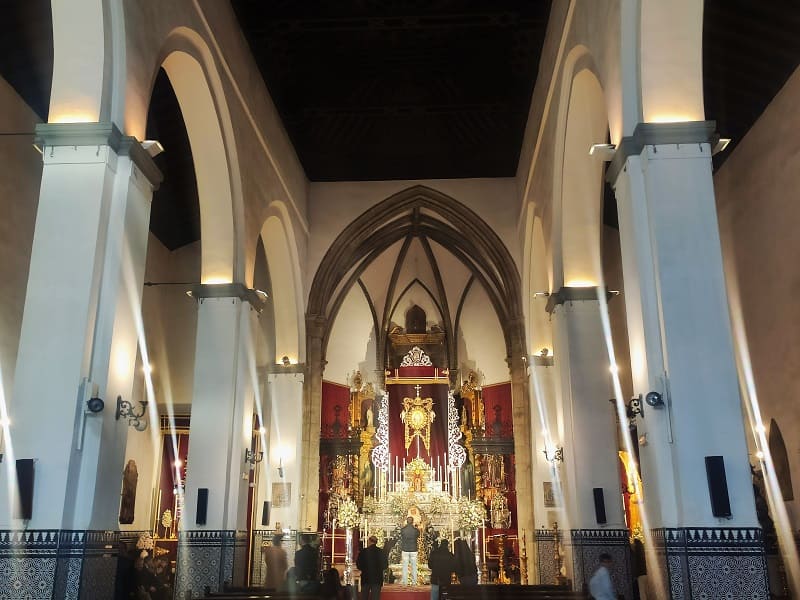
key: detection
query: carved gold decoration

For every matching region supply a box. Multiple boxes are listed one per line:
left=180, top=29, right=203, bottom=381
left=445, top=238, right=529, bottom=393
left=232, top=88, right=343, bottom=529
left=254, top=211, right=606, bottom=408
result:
left=403, top=457, right=432, bottom=492
left=401, top=385, right=435, bottom=452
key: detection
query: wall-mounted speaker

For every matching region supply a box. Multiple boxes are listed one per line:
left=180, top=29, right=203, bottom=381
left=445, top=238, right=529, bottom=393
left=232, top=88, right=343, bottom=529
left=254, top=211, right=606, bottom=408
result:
left=196, top=488, right=209, bottom=525
left=16, top=459, right=34, bottom=520
left=261, top=501, right=271, bottom=527
left=705, top=456, right=732, bottom=518
left=593, top=487, right=607, bottom=525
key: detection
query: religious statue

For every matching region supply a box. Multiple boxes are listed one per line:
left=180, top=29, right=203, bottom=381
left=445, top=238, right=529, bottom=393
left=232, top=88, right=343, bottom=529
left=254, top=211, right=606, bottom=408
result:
left=119, top=459, right=138, bottom=525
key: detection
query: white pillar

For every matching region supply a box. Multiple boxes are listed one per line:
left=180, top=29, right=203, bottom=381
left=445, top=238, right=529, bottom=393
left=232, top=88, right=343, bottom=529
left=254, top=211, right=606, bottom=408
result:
left=611, top=123, right=756, bottom=528
left=1, top=124, right=159, bottom=530
left=182, top=289, right=258, bottom=531
left=552, top=295, right=625, bottom=530
left=266, top=371, right=305, bottom=530
left=610, top=122, right=767, bottom=598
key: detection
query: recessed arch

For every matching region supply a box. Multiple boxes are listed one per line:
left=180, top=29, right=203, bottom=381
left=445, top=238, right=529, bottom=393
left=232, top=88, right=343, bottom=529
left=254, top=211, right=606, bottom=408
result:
left=258, top=202, right=304, bottom=364
left=553, top=65, right=609, bottom=288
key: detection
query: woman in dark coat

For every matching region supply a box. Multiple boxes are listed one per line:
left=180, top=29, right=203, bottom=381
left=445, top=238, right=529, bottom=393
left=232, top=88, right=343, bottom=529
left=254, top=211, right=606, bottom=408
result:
left=453, top=538, right=478, bottom=586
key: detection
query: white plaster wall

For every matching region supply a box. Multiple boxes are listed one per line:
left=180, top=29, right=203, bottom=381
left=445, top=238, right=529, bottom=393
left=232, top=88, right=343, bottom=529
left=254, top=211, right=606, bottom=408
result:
left=457, top=283, right=508, bottom=385
left=307, top=179, right=520, bottom=300
left=716, top=65, right=800, bottom=526
left=326, top=284, right=376, bottom=385
left=0, top=77, right=42, bottom=404
left=141, top=237, right=200, bottom=411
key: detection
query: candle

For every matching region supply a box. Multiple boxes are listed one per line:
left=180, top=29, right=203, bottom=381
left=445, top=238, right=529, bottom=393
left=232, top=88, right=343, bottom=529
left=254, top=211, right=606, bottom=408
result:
left=332, top=519, right=336, bottom=565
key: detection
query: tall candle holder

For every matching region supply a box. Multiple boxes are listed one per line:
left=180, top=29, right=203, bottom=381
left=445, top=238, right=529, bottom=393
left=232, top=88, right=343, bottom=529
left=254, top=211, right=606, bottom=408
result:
left=520, top=529, right=528, bottom=585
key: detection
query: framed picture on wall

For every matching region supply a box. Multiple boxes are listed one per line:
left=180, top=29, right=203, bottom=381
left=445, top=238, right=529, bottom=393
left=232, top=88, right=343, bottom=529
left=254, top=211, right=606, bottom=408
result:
left=543, top=481, right=557, bottom=508
left=273, top=482, right=291, bottom=508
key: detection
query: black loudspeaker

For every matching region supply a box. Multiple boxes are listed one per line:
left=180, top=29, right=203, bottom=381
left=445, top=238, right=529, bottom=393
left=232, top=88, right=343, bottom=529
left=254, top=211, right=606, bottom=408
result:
left=705, top=456, right=732, bottom=518
left=262, top=501, right=271, bottom=527
left=592, top=487, right=607, bottom=524
left=16, top=459, right=34, bottom=520
left=196, top=488, right=209, bottom=525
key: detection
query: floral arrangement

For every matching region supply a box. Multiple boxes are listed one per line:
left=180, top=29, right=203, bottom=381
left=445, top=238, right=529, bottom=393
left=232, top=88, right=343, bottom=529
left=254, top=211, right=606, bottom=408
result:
left=428, top=494, right=449, bottom=516
left=389, top=492, right=415, bottom=517
left=338, top=498, right=361, bottom=529
left=457, top=498, right=486, bottom=531
left=136, top=532, right=154, bottom=551
left=362, top=496, right=378, bottom=514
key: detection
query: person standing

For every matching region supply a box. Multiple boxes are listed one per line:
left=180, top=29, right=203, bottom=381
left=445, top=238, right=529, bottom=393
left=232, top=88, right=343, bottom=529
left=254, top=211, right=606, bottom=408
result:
left=357, top=535, right=388, bottom=600
left=428, top=540, right=456, bottom=600
left=295, top=534, right=321, bottom=594
left=262, top=533, right=288, bottom=590
left=453, top=538, right=477, bottom=586
left=400, top=517, right=420, bottom=585
left=588, top=553, right=616, bottom=600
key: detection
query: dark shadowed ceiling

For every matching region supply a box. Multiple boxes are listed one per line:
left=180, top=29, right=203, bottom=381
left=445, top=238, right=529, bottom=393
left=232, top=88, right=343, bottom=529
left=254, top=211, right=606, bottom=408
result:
left=1, top=3, right=799, bottom=245
left=231, top=0, right=553, bottom=181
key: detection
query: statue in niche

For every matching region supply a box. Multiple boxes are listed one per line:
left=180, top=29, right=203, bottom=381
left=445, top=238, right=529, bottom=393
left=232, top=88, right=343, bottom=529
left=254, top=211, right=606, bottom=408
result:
left=119, top=459, right=138, bottom=525
left=461, top=455, right=476, bottom=499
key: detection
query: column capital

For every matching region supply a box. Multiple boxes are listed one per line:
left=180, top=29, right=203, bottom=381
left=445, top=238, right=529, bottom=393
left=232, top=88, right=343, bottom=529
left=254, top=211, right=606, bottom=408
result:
left=607, top=120, right=717, bottom=184
left=189, top=282, right=268, bottom=312
left=34, top=122, right=163, bottom=189
left=545, top=286, right=617, bottom=313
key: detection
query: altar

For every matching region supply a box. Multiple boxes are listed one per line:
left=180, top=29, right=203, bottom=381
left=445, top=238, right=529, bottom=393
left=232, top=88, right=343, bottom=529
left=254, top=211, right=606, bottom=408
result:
left=318, top=343, right=521, bottom=585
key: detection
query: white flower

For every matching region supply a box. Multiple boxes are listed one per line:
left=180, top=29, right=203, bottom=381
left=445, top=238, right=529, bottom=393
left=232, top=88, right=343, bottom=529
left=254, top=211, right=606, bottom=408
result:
left=457, top=499, right=486, bottom=531
left=338, top=498, right=361, bottom=528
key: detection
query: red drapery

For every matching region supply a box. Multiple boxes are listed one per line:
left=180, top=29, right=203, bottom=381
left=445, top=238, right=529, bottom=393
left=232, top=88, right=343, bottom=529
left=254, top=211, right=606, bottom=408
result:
left=387, top=381, right=449, bottom=464
left=482, top=382, right=513, bottom=438
left=321, top=380, right=351, bottom=439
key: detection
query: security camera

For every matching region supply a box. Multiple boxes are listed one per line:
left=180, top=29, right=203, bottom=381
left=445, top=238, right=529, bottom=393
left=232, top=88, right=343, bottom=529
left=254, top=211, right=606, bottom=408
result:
left=86, top=397, right=105, bottom=413
left=644, top=391, right=664, bottom=408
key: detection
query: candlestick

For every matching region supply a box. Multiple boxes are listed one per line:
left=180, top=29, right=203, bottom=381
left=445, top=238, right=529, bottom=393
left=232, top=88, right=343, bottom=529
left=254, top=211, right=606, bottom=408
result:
left=331, top=519, right=336, bottom=566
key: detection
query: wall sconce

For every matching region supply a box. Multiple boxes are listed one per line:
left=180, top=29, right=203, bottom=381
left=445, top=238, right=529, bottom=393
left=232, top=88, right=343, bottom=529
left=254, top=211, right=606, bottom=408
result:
left=589, top=143, right=616, bottom=160
left=627, top=396, right=644, bottom=419
left=543, top=445, right=564, bottom=464
left=116, top=395, right=148, bottom=431
left=278, top=457, right=285, bottom=478
left=532, top=347, right=554, bottom=367
left=245, top=448, right=264, bottom=465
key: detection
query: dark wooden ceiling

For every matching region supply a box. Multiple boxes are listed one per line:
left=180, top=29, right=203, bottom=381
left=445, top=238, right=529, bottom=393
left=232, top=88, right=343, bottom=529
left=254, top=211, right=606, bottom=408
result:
left=1, top=2, right=798, bottom=246
left=230, top=0, right=553, bottom=181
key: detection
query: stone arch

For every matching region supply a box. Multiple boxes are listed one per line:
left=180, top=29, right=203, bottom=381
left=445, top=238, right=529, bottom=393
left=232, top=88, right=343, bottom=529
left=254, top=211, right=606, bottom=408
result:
left=552, top=57, right=609, bottom=288
left=308, top=185, right=524, bottom=361
left=256, top=201, right=305, bottom=364
left=302, top=185, right=528, bottom=531
left=48, top=2, right=107, bottom=123
left=143, top=27, right=241, bottom=284
left=640, top=0, right=705, bottom=122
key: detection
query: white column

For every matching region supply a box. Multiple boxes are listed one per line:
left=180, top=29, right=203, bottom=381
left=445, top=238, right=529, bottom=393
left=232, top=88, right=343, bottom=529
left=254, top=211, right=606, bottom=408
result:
left=1, top=124, right=160, bottom=530
left=529, top=359, right=559, bottom=529
left=266, top=371, right=305, bottom=530
left=552, top=295, right=625, bottom=530
left=182, top=288, right=259, bottom=531
left=612, top=122, right=757, bottom=528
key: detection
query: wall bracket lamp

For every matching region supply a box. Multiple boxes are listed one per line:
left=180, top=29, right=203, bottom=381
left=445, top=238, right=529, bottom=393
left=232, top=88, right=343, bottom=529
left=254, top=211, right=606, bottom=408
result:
left=245, top=449, right=264, bottom=465
left=543, top=445, right=564, bottom=464
left=116, top=395, right=148, bottom=431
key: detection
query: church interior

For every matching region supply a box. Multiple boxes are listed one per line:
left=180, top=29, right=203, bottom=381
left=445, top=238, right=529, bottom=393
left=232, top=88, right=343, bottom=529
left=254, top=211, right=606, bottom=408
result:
left=1, top=1, right=799, bottom=599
